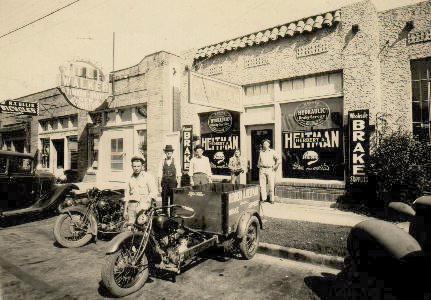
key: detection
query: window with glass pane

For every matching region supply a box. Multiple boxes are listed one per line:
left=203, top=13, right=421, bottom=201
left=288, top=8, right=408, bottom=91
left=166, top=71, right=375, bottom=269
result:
left=10, top=157, right=32, bottom=174
left=0, top=158, right=7, bottom=174
left=41, top=139, right=50, bottom=168
left=111, top=138, right=123, bottom=170
left=411, top=58, right=431, bottom=143
left=68, top=136, right=78, bottom=170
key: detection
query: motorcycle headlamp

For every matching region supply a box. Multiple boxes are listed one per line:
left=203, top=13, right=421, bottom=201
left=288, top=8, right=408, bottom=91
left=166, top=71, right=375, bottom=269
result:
left=136, top=213, right=148, bottom=225
left=65, top=199, right=75, bottom=207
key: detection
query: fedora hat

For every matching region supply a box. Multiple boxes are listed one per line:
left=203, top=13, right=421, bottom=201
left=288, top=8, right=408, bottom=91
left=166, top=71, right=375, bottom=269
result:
left=163, top=145, right=174, bottom=152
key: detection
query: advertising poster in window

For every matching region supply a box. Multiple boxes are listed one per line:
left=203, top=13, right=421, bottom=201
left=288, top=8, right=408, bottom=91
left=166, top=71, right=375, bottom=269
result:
left=348, top=109, right=370, bottom=186
left=199, top=110, right=240, bottom=175
left=281, top=97, right=344, bottom=180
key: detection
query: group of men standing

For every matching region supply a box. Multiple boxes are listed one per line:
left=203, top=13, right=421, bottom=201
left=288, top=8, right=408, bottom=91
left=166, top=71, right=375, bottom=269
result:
left=123, top=140, right=280, bottom=224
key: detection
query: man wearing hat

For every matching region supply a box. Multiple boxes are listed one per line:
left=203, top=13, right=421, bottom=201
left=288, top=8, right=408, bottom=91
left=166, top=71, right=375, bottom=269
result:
left=124, top=156, right=157, bottom=225
left=258, top=139, right=280, bottom=204
left=189, top=144, right=212, bottom=186
left=158, top=145, right=181, bottom=209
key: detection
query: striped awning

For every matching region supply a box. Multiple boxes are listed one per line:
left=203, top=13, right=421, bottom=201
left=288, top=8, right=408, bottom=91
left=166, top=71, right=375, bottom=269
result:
left=194, top=10, right=340, bottom=61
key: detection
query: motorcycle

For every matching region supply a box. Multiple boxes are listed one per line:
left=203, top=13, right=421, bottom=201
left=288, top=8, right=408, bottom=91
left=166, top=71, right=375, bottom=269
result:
left=345, top=195, right=431, bottom=297
left=101, top=204, right=221, bottom=297
left=54, top=187, right=125, bottom=248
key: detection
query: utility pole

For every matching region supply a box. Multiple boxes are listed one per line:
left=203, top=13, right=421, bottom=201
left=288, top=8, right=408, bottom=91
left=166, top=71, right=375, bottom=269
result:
left=112, top=32, right=115, bottom=99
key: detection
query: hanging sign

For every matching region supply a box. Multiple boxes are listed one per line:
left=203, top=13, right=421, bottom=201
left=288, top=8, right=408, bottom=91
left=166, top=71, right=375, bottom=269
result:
left=182, top=125, right=193, bottom=171
left=199, top=110, right=240, bottom=176
left=348, top=109, right=370, bottom=185
left=0, top=100, right=39, bottom=116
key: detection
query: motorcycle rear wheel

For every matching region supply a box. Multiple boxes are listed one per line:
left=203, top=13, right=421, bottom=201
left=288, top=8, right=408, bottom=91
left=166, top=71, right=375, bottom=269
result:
left=53, top=212, right=93, bottom=248
left=101, top=248, right=149, bottom=297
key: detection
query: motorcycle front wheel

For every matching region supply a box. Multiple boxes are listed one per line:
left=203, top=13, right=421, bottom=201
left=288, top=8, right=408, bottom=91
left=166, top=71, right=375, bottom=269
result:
left=101, top=242, right=149, bottom=297
left=53, top=212, right=94, bottom=248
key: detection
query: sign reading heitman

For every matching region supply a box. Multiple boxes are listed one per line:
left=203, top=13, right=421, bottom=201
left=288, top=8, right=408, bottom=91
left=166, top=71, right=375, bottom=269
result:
left=0, top=100, right=39, bottom=116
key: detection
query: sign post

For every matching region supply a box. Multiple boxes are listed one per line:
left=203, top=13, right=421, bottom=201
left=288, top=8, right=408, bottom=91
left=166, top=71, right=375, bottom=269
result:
left=348, top=109, right=370, bottom=187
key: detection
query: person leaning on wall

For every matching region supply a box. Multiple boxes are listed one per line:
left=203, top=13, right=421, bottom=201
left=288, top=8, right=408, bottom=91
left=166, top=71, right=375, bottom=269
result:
left=188, top=144, right=212, bottom=186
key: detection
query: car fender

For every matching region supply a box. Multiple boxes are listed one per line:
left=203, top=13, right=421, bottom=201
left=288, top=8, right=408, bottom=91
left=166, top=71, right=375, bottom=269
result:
left=60, top=206, right=98, bottom=236
left=348, top=219, right=422, bottom=261
left=236, top=211, right=263, bottom=239
left=44, top=183, right=79, bottom=207
left=106, top=231, right=146, bottom=254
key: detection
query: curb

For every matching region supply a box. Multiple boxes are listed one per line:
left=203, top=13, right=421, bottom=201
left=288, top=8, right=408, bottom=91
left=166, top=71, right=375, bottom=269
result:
left=258, top=242, right=344, bottom=270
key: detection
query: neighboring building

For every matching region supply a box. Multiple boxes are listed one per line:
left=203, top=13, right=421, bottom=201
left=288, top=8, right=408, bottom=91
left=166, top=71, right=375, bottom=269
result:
left=0, top=60, right=109, bottom=181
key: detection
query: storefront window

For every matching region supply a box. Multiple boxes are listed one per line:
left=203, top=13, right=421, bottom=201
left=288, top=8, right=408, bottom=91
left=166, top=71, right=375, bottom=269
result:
left=41, top=138, right=50, bottom=168
left=280, top=97, right=344, bottom=180
left=68, top=136, right=78, bottom=170
left=111, top=138, right=123, bottom=170
left=137, top=130, right=147, bottom=163
left=60, top=117, right=69, bottom=129
left=0, top=158, right=7, bottom=174
left=89, top=135, right=99, bottom=169
left=245, top=82, right=274, bottom=97
left=9, top=157, right=32, bottom=174
left=411, top=58, right=431, bottom=143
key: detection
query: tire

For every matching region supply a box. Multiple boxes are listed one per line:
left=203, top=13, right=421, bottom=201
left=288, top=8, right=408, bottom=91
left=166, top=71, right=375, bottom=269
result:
left=53, top=212, right=94, bottom=248
left=101, top=248, right=149, bottom=297
left=239, top=216, right=260, bottom=260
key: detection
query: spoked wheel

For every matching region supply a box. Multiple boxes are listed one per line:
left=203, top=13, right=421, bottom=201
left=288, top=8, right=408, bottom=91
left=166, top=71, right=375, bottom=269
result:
left=101, top=238, right=149, bottom=297
left=53, top=212, right=93, bottom=248
left=239, top=216, right=260, bottom=259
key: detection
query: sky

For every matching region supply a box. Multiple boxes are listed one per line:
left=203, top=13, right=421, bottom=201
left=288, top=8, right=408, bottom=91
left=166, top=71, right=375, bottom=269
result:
left=0, top=0, right=424, bottom=100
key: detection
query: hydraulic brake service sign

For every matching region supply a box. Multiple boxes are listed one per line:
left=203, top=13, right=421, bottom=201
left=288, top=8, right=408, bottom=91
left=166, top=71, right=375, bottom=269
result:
left=348, top=109, right=370, bottom=185
left=0, top=100, right=39, bottom=116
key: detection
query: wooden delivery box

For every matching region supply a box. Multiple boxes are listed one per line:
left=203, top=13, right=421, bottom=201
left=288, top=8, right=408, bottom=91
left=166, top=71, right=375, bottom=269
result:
left=173, top=183, right=260, bottom=236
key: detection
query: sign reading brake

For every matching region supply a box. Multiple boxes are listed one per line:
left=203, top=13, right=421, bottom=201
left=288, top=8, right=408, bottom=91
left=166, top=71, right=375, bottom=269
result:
left=228, top=187, right=259, bottom=203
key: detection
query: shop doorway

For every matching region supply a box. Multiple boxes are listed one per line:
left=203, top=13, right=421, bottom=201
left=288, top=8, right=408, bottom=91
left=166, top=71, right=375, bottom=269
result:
left=250, top=128, right=273, bottom=182
left=52, top=139, right=65, bottom=169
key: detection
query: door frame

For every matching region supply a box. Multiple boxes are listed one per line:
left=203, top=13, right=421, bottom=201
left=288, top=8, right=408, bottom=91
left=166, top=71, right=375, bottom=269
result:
left=245, top=124, right=275, bottom=183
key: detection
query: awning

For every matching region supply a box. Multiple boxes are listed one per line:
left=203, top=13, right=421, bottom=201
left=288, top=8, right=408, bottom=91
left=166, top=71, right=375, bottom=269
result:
left=0, top=123, right=27, bottom=133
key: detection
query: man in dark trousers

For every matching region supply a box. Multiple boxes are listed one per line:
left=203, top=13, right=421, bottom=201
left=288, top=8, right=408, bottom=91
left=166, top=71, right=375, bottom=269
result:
left=158, top=145, right=181, bottom=211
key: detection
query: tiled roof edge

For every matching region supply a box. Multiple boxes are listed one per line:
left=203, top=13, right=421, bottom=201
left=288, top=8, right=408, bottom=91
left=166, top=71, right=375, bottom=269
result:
left=194, top=10, right=341, bottom=61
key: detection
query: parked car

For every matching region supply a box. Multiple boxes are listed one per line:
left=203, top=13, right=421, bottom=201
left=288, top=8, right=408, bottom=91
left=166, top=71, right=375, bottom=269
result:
left=0, top=150, right=77, bottom=220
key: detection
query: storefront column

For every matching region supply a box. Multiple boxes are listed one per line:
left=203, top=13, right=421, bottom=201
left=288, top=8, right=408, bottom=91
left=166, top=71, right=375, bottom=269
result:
left=274, top=102, right=282, bottom=181
left=240, top=111, right=247, bottom=184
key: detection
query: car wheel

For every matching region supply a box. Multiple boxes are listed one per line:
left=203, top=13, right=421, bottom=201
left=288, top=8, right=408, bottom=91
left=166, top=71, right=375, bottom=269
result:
left=238, top=216, right=260, bottom=260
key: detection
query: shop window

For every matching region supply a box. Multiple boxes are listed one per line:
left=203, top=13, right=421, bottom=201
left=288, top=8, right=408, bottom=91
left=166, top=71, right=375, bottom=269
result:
left=9, top=157, right=32, bottom=174
left=0, top=158, right=7, bottom=174
left=89, top=135, right=99, bottom=169
left=41, top=138, right=50, bottom=168
left=411, top=58, right=431, bottom=143
left=111, top=138, right=123, bottom=170
left=68, top=136, right=78, bottom=170
left=137, top=130, right=147, bottom=163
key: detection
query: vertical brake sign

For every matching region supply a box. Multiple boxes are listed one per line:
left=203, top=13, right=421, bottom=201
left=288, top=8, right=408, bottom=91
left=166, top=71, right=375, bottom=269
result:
left=348, top=110, right=370, bottom=186
left=182, top=125, right=193, bottom=171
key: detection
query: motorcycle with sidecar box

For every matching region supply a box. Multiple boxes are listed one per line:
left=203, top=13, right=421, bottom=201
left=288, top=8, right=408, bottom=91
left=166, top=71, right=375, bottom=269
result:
left=101, top=183, right=263, bottom=297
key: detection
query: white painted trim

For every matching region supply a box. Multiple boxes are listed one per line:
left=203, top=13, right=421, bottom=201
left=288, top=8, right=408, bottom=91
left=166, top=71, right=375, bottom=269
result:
left=276, top=92, right=344, bottom=104
left=276, top=177, right=345, bottom=186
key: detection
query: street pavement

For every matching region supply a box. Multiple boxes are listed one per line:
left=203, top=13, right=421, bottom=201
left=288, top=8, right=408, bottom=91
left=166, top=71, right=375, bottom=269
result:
left=0, top=217, right=339, bottom=300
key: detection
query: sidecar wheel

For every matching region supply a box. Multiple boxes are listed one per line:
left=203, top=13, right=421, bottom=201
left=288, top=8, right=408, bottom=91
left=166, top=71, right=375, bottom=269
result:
left=101, top=250, right=149, bottom=298
left=239, top=216, right=260, bottom=260
left=53, top=213, right=93, bottom=248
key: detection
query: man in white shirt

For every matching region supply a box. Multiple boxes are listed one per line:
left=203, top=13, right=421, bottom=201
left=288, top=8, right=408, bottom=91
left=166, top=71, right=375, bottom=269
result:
left=124, top=156, right=157, bottom=225
left=157, top=145, right=181, bottom=209
left=189, top=144, right=212, bottom=186
left=258, top=139, right=280, bottom=204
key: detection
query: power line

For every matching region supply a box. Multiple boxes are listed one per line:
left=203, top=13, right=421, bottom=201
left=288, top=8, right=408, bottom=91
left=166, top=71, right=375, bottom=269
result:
left=0, top=0, right=80, bottom=40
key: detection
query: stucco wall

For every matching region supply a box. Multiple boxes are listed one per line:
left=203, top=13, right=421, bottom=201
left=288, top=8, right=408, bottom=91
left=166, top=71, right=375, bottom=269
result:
left=378, top=0, right=431, bottom=131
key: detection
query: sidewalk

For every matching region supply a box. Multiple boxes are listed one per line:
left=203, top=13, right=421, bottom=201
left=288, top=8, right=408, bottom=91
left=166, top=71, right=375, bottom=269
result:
left=260, top=199, right=371, bottom=227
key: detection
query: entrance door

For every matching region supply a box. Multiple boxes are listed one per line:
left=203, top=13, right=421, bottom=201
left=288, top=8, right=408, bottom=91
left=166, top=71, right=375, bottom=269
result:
left=250, top=129, right=273, bottom=181
left=99, top=128, right=134, bottom=184
left=52, top=139, right=65, bottom=169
